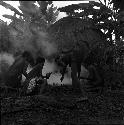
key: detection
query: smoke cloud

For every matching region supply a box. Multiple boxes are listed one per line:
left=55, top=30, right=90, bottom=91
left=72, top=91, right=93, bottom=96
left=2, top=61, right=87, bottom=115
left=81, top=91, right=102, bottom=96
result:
left=0, top=53, right=15, bottom=85
left=42, top=60, right=72, bottom=85
left=0, top=53, right=15, bottom=74
left=1, top=27, right=89, bottom=86
left=9, top=29, right=58, bottom=59
left=36, top=31, right=58, bottom=58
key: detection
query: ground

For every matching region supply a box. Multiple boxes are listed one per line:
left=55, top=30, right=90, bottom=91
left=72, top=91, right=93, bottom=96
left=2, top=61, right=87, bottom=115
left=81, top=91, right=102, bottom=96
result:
left=1, top=85, right=124, bottom=125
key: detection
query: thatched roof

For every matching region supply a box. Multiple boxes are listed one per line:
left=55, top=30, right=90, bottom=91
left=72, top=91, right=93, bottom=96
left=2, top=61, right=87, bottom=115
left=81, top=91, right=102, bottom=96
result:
left=48, top=16, right=105, bottom=53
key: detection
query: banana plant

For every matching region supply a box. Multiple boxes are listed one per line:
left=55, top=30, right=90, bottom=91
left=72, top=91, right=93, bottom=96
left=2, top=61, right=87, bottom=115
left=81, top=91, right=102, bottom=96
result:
left=58, top=0, right=124, bottom=45
left=0, top=1, right=59, bottom=56
left=0, top=1, right=59, bottom=34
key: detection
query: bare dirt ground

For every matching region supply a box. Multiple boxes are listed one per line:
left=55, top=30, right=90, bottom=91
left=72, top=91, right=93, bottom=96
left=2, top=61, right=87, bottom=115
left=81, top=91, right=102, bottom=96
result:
left=1, top=85, right=124, bottom=125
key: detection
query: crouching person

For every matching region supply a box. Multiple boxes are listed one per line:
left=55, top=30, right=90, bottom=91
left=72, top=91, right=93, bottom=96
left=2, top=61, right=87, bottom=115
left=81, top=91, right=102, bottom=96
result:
left=21, top=57, right=51, bottom=96
left=3, top=51, right=34, bottom=97
left=82, top=62, right=104, bottom=94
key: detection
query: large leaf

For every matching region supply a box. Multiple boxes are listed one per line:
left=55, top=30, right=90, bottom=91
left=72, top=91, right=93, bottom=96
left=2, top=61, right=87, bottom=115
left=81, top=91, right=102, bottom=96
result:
left=0, top=1, right=23, bottom=16
left=58, top=1, right=104, bottom=13
left=37, top=1, right=48, bottom=15
left=89, top=1, right=104, bottom=7
left=46, top=4, right=59, bottom=24
left=58, top=4, right=82, bottom=13
left=19, top=3, right=39, bottom=17
left=19, top=1, right=36, bottom=8
left=2, top=14, right=21, bottom=21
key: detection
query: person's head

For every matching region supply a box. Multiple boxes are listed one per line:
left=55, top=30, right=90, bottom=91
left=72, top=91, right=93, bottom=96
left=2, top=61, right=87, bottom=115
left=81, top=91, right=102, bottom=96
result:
left=35, top=56, right=45, bottom=65
left=22, top=51, right=31, bottom=58
left=22, top=51, right=34, bottom=66
left=55, top=55, right=60, bottom=62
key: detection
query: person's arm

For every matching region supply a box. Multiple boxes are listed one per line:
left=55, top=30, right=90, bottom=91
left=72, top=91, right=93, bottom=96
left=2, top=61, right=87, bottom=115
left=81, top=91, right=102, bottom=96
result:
left=60, top=65, right=67, bottom=82
left=41, top=72, right=52, bottom=79
left=22, top=62, right=28, bottom=78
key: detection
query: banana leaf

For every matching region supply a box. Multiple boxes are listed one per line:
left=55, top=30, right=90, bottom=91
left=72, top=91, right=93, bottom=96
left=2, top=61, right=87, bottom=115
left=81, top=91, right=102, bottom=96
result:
left=19, top=4, right=39, bottom=17
left=58, top=4, right=82, bottom=12
left=19, top=1, right=36, bottom=8
left=2, top=14, right=21, bottom=21
left=89, top=1, right=103, bottom=7
left=58, top=1, right=104, bottom=14
left=0, top=1, right=23, bottom=16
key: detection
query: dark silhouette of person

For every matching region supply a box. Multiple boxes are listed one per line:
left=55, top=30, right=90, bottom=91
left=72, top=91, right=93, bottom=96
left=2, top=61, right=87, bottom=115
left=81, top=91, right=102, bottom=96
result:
left=55, top=54, right=71, bottom=82
left=60, top=54, right=71, bottom=82
left=21, top=56, right=51, bottom=96
left=81, top=55, right=104, bottom=93
left=3, top=51, right=34, bottom=90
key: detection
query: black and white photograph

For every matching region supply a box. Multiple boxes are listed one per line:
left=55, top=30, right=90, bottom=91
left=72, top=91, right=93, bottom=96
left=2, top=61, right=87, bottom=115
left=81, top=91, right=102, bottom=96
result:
left=0, top=0, right=124, bottom=125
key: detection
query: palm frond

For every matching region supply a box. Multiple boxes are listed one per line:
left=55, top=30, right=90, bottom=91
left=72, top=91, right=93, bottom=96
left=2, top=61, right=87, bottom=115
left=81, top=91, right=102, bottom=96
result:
left=0, top=1, right=23, bottom=16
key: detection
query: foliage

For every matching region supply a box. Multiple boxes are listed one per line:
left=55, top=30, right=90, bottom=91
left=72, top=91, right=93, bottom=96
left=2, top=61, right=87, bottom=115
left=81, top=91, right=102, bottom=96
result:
left=58, top=0, right=124, bottom=66
left=0, top=1, right=59, bottom=55
left=0, top=21, right=12, bottom=53
left=0, top=1, right=23, bottom=16
left=111, top=0, right=124, bottom=11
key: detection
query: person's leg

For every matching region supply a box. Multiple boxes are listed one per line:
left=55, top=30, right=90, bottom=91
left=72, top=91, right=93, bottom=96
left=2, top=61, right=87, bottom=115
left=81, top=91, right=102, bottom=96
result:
left=77, top=62, right=81, bottom=79
left=39, top=79, right=47, bottom=94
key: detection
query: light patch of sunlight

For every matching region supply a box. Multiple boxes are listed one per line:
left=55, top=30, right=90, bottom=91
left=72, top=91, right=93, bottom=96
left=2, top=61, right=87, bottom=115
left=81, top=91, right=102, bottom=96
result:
left=88, top=15, right=93, bottom=18
left=34, top=1, right=40, bottom=7
left=74, top=9, right=84, bottom=13
left=93, top=6, right=100, bottom=9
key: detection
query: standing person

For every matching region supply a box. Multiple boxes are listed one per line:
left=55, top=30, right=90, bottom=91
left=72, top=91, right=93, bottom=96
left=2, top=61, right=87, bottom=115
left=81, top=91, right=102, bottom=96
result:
left=60, top=54, right=71, bottom=82
left=3, top=51, right=34, bottom=91
left=21, top=56, right=51, bottom=96
left=55, top=54, right=71, bottom=82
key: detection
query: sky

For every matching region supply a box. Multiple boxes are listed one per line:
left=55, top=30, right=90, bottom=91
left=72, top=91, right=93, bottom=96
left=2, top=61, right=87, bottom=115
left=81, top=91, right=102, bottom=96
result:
left=0, top=0, right=102, bottom=24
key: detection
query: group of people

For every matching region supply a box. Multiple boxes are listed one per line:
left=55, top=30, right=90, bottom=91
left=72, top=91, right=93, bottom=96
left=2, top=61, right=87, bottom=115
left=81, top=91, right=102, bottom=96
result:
left=55, top=52, right=104, bottom=94
left=2, top=51, right=51, bottom=97
left=2, top=49, right=104, bottom=98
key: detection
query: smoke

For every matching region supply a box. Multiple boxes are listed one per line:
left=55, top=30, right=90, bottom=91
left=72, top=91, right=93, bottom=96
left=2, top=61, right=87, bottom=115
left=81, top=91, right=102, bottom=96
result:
left=36, top=31, right=58, bottom=58
left=2, top=27, right=89, bottom=86
left=9, top=29, right=58, bottom=59
left=42, top=59, right=59, bottom=75
left=42, top=60, right=72, bottom=85
left=0, top=53, right=15, bottom=74
left=47, top=72, right=72, bottom=85
left=0, top=53, right=15, bottom=84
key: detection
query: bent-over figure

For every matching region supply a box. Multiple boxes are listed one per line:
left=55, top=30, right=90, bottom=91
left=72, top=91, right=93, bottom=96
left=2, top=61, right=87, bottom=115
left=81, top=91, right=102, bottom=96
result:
left=21, top=56, right=51, bottom=96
